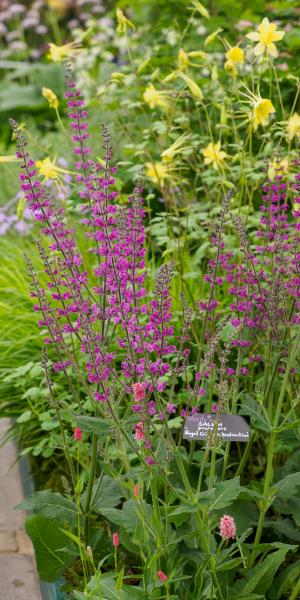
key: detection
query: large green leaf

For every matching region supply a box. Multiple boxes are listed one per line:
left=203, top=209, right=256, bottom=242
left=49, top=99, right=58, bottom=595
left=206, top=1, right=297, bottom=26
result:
left=272, top=472, right=300, bottom=500
left=83, top=475, right=123, bottom=512
left=268, top=559, right=300, bottom=599
left=74, top=415, right=111, bottom=436
left=17, top=490, right=78, bottom=527
left=25, top=515, right=72, bottom=582
left=232, top=548, right=290, bottom=595
left=210, top=477, right=242, bottom=511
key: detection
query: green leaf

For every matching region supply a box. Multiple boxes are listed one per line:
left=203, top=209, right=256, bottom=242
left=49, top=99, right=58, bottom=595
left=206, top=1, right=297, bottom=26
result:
left=16, top=410, right=32, bottom=423
left=272, top=472, right=300, bottom=500
left=268, top=559, right=300, bottom=599
left=232, top=548, right=290, bottom=595
left=17, top=490, right=78, bottom=527
left=85, top=476, right=123, bottom=512
left=240, top=398, right=271, bottom=433
left=210, top=477, right=241, bottom=511
left=73, top=415, right=111, bottom=436
left=25, top=515, right=72, bottom=582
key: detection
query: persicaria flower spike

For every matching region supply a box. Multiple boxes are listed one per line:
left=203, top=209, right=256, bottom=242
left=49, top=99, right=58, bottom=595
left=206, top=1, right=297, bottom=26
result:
left=112, top=532, right=120, bottom=547
left=74, top=427, right=82, bottom=441
left=157, top=570, right=168, bottom=582
left=219, top=514, right=236, bottom=540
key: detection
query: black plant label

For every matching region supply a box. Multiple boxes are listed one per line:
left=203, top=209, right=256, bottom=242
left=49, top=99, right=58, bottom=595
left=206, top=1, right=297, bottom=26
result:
left=183, top=414, right=250, bottom=442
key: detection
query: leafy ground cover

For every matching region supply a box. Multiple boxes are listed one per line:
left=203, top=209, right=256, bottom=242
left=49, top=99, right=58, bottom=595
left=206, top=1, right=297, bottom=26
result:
left=0, top=1, right=300, bottom=599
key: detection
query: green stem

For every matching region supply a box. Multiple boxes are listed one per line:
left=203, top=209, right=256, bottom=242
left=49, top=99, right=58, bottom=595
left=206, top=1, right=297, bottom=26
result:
left=84, top=432, right=98, bottom=542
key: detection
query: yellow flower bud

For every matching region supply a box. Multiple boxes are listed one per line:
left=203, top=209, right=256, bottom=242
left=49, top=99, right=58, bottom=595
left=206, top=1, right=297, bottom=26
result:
left=178, top=48, right=189, bottom=71
left=42, top=87, right=59, bottom=110
left=177, top=72, right=203, bottom=101
left=116, top=8, right=135, bottom=34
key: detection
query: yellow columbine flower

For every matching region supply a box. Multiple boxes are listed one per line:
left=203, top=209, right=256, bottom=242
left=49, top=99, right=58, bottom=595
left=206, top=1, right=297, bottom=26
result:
left=268, top=157, right=288, bottom=180
left=178, top=48, right=189, bottom=71
left=286, top=113, right=300, bottom=142
left=251, top=97, right=276, bottom=129
left=225, top=46, right=244, bottom=64
left=116, top=8, right=135, bottom=34
left=47, top=42, right=81, bottom=63
left=146, top=162, right=170, bottom=185
left=161, top=133, right=191, bottom=162
left=246, top=18, right=285, bottom=58
left=202, top=142, right=227, bottom=170
left=42, top=87, right=58, bottom=110
left=46, top=0, right=68, bottom=15
left=143, top=83, right=170, bottom=110
left=36, top=157, right=69, bottom=183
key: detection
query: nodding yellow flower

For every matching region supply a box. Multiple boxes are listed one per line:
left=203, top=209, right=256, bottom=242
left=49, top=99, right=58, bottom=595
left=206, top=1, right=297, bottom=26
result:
left=268, top=157, right=288, bottom=180
left=251, top=97, right=275, bottom=129
left=224, top=60, right=237, bottom=77
left=42, top=87, right=58, bottom=110
left=246, top=17, right=285, bottom=58
left=161, top=133, right=191, bottom=162
left=177, top=72, right=203, bottom=101
left=178, top=48, right=189, bottom=71
left=116, top=8, right=135, bottom=34
left=46, top=0, right=68, bottom=16
left=286, top=113, right=300, bottom=142
left=146, top=161, right=171, bottom=185
left=47, top=42, right=81, bottom=63
left=143, top=83, right=170, bottom=110
left=202, top=141, right=227, bottom=170
left=36, top=157, right=69, bottom=183
left=225, top=46, right=244, bottom=64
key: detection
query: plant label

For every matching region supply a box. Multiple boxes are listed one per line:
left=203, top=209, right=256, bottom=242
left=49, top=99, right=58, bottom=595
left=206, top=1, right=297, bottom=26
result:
left=183, top=414, right=250, bottom=442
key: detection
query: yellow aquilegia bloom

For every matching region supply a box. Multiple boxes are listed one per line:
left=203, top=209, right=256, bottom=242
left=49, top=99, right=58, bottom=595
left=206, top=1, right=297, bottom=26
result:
left=202, top=142, right=227, bottom=170
left=46, top=0, right=68, bottom=15
left=146, top=162, right=170, bottom=185
left=36, top=157, right=69, bottom=183
left=47, top=42, right=81, bottom=63
left=42, top=87, right=58, bottom=110
left=143, top=84, right=170, bottom=110
left=246, top=18, right=285, bottom=58
left=161, top=133, right=191, bottom=162
left=268, top=157, right=288, bottom=180
left=251, top=97, right=275, bottom=129
left=286, top=113, right=300, bottom=142
left=226, top=46, right=244, bottom=64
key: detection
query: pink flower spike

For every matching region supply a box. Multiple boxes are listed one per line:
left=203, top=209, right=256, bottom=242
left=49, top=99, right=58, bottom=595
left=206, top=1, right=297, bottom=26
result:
left=133, top=483, right=140, bottom=497
left=157, top=570, right=168, bottom=583
left=219, top=514, right=236, bottom=540
left=112, top=532, right=120, bottom=547
left=133, top=382, right=146, bottom=402
left=73, top=427, right=82, bottom=441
